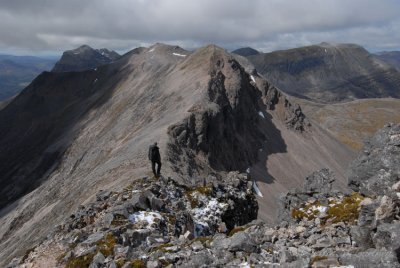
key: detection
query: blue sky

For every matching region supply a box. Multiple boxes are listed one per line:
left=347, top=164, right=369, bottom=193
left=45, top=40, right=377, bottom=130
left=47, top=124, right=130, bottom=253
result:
left=0, top=0, right=399, bottom=56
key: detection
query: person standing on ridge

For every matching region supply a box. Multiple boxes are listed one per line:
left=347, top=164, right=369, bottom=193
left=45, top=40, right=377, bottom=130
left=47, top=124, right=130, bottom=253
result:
left=148, top=142, right=161, bottom=177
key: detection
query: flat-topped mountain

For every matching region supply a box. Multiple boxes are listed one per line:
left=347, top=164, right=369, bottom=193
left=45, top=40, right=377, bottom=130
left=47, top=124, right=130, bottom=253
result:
left=51, top=45, right=120, bottom=72
left=231, top=47, right=260, bottom=57
left=247, top=43, right=400, bottom=103
left=0, top=43, right=353, bottom=266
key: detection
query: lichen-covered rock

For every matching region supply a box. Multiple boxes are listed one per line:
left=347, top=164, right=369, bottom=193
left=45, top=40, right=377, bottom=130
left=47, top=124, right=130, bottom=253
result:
left=228, top=232, right=259, bottom=253
left=277, top=168, right=339, bottom=223
left=339, top=249, right=400, bottom=268
left=348, top=123, right=400, bottom=197
left=303, top=168, right=336, bottom=194
left=373, top=222, right=400, bottom=252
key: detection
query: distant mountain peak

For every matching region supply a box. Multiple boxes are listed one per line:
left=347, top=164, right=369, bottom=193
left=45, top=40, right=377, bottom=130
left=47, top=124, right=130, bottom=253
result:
left=52, top=45, right=121, bottom=72
left=232, top=47, right=260, bottom=57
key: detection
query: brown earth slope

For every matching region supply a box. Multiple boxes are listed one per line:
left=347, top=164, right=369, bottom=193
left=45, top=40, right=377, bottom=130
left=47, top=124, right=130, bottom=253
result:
left=294, top=97, right=400, bottom=151
left=0, top=44, right=354, bottom=266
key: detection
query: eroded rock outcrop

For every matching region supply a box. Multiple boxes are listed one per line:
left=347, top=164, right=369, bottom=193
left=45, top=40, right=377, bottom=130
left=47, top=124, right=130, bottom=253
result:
left=167, top=47, right=265, bottom=176
left=260, top=80, right=309, bottom=131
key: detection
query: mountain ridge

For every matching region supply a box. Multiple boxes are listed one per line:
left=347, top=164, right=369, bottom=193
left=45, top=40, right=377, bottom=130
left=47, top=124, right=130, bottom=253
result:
left=375, top=51, right=400, bottom=71
left=247, top=42, right=400, bottom=103
left=0, top=43, right=354, bottom=266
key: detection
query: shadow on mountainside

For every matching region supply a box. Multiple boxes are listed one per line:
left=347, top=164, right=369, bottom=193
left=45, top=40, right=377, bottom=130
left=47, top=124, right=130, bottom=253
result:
left=0, top=55, right=135, bottom=213
left=251, top=104, right=287, bottom=185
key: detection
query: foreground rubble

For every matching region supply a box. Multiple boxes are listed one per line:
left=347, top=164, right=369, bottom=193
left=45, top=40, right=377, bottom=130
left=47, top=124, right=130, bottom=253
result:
left=9, top=172, right=259, bottom=268
left=9, top=124, right=400, bottom=268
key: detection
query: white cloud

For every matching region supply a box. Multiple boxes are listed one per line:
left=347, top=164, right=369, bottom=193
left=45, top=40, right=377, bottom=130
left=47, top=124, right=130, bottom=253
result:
left=0, top=0, right=399, bottom=54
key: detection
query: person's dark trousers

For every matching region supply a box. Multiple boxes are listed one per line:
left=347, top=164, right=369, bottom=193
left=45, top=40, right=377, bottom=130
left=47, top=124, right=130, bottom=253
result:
left=152, top=160, right=161, bottom=176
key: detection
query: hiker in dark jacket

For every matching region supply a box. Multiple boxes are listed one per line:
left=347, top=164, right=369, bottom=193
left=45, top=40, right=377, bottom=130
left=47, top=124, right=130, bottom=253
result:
left=148, top=142, right=161, bottom=177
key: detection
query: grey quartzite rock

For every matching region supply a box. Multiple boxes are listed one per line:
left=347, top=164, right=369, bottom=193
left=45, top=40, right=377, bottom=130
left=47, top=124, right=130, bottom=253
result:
left=303, top=168, right=336, bottom=194
left=348, top=123, right=400, bottom=197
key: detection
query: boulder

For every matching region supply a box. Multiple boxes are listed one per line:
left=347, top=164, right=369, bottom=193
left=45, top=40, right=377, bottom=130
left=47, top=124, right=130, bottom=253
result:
left=228, top=232, right=259, bottom=253
left=339, top=249, right=400, bottom=268
left=303, top=168, right=336, bottom=194
left=348, top=123, right=400, bottom=197
left=373, top=223, right=400, bottom=253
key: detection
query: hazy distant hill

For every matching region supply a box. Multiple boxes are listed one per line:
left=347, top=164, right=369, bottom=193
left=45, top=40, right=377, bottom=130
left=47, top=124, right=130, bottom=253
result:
left=0, top=55, right=56, bottom=100
left=51, top=45, right=120, bottom=72
left=247, top=43, right=400, bottom=103
left=232, top=47, right=260, bottom=57
left=375, top=51, right=400, bottom=71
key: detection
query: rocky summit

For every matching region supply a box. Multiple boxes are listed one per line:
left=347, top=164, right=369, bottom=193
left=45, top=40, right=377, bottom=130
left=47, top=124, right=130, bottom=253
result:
left=52, top=45, right=121, bottom=72
left=9, top=124, right=400, bottom=267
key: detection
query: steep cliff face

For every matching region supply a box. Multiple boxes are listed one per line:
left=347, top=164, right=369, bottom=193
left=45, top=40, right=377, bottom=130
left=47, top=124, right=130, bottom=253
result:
left=167, top=46, right=265, bottom=177
left=248, top=43, right=400, bottom=103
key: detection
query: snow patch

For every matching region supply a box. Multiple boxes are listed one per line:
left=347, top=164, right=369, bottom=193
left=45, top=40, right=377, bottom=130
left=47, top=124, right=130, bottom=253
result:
left=148, top=48, right=155, bottom=53
left=306, top=205, right=328, bottom=215
left=252, top=181, right=263, bottom=197
left=246, top=167, right=250, bottom=174
left=250, top=75, right=256, bottom=83
left=258, top=111, right=265, bottom=118
left=173, top=52, right=186, bottom=57
left=191, top=198, right=228, bottom=236
left=128, top=211, right=163, bottom=228
left=316, top=206, right=328, bottom=213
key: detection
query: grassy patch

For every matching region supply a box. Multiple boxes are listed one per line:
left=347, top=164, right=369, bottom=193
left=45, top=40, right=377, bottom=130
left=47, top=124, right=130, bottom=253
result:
left=291, top=200, right=321, bottom=221
left=326, top=192, right=364, bottom=224
left=131, top=259, right=146, bottom=268
left=311, top=255, right=328, bottom=265
left=228, top=226, right=248, bottom=237
left=97, top=233, right=117, bottom=257
left=150, top=243, right=174, bottom=253
left=291, top=193, right=364, bottom=225
left=186, top=186, right=213, bottom=208
left=116, top=258, right=126, bottom=268
left=65, top=253, right=95, bottom=268
left=111, top=214, right=128, bottom=226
